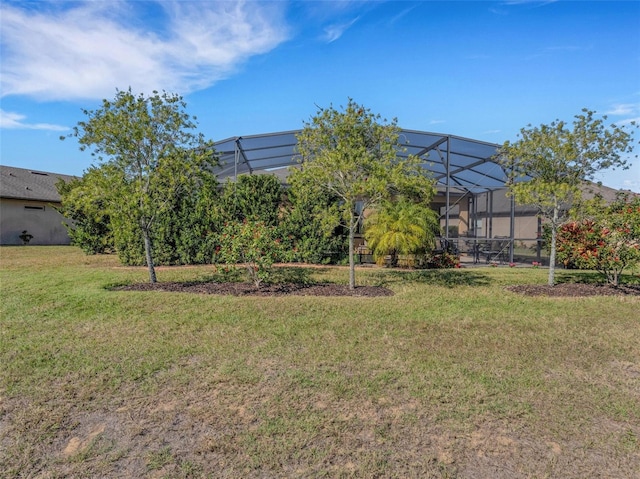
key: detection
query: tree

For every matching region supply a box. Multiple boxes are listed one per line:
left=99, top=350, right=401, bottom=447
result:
left=59, top=165, right=221, bottom=266
left=556, top=194, right=640, bottom=286
left=364, top=198, right=439, bottom=267
left=500, top=109, right=637, bottom=286
left=63, top=89, right=216, bottom=283
left=291, top=99, right=434, bottom=288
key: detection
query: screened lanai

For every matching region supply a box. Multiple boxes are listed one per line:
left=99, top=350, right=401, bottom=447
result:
left=213, top=129, right=507, bottom=188
left=212, top=130, right=528, bottom=263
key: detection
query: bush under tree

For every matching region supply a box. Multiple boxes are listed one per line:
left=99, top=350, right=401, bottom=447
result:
left=556, top=194, right=640, bottom=286
left=215, top=220, right=292, bottom=287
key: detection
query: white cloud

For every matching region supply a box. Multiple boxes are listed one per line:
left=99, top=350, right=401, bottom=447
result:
left=322, top=16, right=360, bottom=43
left=0, top=109, right=68, bottom=131
left=388, top=5, right=418, bottom=26
left=501, top=0, right=558, bottom=6
left=491, top=0, right=558, bottom=15
left=615, top=117, right=640, bottom=127
left=0, top=1, right=289, bottom=101
left=606, top=103, right=640, bottom=116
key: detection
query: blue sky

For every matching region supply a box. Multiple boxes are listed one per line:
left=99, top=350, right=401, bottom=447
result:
left=1, top=0, right=639, bottom=191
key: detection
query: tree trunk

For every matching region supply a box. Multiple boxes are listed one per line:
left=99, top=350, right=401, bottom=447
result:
left=143, top=228, right=157, bottom=284
left=348, top=211, right=356, bottom=290
left=548, top=206, right=558, bottom=287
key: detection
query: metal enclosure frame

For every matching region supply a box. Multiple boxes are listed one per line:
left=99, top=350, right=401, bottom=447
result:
left=212, top=129, right=518, bottom=262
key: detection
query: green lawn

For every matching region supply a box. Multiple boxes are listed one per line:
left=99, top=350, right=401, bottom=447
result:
left=1, top=246, right=639, bottom=478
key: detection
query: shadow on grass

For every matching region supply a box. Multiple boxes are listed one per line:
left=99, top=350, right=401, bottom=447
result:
left=105, top=265, right=329, bottom=290
left=195, top=266, right=324, bottom=285
left=269, top=266, right=322, bottom=285
left=556, top=270, right=640, bottom=286
left=371, top=269, right=492, bottom=288
left=105, top=265, right=497, bottom=290
left=196, top=266, right=322, bottom=285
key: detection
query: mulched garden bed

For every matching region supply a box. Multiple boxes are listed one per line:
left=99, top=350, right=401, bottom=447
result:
left=506, top=283, right=640, bottom=297
left=114, top=281, right=394, bottom=297
left=115, top=281, right=640, bottom=298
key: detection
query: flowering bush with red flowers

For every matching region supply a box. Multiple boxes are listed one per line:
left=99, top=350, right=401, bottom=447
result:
left=216, top=220, right=292, bottom=286
left=556, top=196, right=640, bottom=286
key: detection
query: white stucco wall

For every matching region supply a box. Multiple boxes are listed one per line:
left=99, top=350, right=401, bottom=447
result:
left=0, top=198, right=71, bottom=245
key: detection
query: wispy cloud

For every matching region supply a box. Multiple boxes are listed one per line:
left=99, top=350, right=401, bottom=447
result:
left=501, top=0, right=558, bottom=6
left=0, top=109, right=68, bottom=131
left=491, top=0, right=558, bottom=15
left=604, top=102, right=640, bottom=129
left=605, top=103, right=639, bottom=116
left=322, top=16, right=360, bottom=43
left=388, top=4, right=419, bottom=26
left=615, top=117, right=640, bottom=127
left=0, top=1, right=289, bottom=101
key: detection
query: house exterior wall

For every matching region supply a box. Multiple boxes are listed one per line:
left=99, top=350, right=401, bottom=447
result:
left=471, top=189, right=539, bottom=239
left=0, top=198, right=70, bottom=245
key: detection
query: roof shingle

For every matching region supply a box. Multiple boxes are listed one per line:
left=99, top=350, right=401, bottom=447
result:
left=0, top=165, right=76, bottom=202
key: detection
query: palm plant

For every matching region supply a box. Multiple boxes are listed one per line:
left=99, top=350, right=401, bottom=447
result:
left=364, top=198, right=439, bottom=267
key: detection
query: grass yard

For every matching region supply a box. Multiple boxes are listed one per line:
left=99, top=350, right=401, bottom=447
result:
left=1, top=246, right=639, bottom=478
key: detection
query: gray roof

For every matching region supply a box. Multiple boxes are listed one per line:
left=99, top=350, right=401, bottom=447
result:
left=0, top=165, right=76, bottom=202
left=581, top=181, right=639, bottom=202
left=212, top=129, right=509, bottom=193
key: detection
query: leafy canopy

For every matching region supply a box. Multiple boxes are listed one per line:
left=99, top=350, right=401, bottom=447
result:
left=500, top=109, right=637, bottom=285
left=63, top=88, right=217, bottom=282
left=291, top=99, right=434, bottom=288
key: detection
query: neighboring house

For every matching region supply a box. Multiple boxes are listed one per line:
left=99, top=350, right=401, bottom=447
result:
left=0, top=165, right=76, bottom=245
